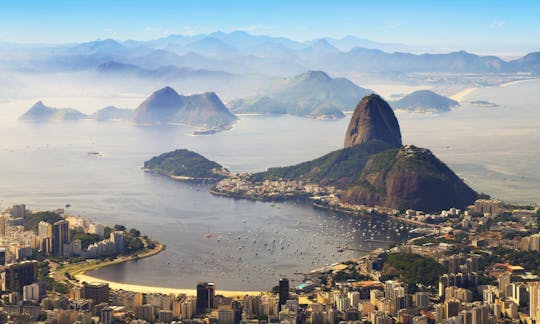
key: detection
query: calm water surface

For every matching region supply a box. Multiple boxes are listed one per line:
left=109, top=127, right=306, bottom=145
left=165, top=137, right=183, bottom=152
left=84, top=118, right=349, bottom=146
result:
left=0, top=80, right=538, bottom=290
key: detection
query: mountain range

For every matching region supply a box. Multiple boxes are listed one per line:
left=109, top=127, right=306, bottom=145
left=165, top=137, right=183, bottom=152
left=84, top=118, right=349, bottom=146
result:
left=2, top=31, right=539, bottom=76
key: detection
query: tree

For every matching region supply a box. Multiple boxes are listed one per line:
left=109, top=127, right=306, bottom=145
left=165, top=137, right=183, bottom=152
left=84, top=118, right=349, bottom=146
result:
left=128, top=238, right=144, bottom=252
left=129, top=228, right=141, bottom=237
left=114, top=224, right=126, bottom=231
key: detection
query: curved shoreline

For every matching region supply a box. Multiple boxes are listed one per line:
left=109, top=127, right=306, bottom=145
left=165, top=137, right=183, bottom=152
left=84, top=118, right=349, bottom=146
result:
left=67, top=241, right=263, bottom=297
left=75, top=273, right=263, bottom=297
left=64, top=241, right=166, bottom=282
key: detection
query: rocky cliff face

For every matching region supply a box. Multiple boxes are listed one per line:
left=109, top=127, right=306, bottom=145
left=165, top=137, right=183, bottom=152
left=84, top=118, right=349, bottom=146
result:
left=344, top=94, right=402, bottom=148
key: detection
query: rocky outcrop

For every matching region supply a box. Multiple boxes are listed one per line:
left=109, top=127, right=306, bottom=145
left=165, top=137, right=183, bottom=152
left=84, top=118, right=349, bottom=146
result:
left=131, top=86, right=237, bottom=130
left=257, top=94, right=478, bottom=212
left=344, top=94, right=402, bottom=148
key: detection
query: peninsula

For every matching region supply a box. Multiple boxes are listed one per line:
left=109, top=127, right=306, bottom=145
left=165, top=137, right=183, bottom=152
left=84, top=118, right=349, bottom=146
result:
left=209, top=94, right=478, bottom=212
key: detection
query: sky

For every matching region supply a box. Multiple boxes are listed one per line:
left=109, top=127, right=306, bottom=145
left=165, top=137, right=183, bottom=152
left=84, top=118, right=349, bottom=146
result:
left=1, top=0, right=539, bottom=55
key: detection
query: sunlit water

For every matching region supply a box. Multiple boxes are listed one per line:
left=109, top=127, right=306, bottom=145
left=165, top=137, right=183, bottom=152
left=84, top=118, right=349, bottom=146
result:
left=0, top=80, right=538, bottom=290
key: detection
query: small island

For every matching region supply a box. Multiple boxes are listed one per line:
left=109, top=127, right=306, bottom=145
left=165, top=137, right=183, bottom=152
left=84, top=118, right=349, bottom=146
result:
left=390, top=90, right=459, bottom=113
left=143, top=149, right=229, bottom=182
left=469, top=100, right=499, bottom=108
left=18, top=87, right=238, bottom=134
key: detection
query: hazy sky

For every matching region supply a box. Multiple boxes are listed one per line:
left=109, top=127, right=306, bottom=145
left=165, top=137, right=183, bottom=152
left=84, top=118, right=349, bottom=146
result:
left=1, top=0, right=539, bottom=54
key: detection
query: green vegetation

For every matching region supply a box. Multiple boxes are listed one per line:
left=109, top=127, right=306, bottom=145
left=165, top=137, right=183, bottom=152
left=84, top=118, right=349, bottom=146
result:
left=253, top=140, right=477, bottom=211
left=494, top=212, right=519, bottom=223
left=38, top=261, right=70, bottom=293
left=490, top=249, right=540, bottom=276
left=411, top=236, right=453, bottom=246
left=71, top=232, right=102, bottom=249
left=37, top=261, right=50, bottom=280
left=114, top=224, right=126, bottom=231
left=252, top=140, right=397, bottom=186
left=333, top=269, right=371, bottom=282
left=144, top=149, right=226, bottom=181
left=24, top=211, right=63, bottom=232
left=382, top=252, right=447, bottom=292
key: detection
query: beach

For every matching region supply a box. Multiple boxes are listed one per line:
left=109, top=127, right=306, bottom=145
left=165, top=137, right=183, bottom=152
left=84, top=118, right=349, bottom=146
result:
left=499, top=78, right=540, bottom=88
left=75, top=273, right=263, bottom=297
left=450, top=87, right=478, bottom=102
left=65, top=241, right=263, bottom=297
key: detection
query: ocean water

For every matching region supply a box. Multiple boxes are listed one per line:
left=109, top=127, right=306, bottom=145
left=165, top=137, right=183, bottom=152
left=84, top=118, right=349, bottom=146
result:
left=0, top=80, right=538, bottom=290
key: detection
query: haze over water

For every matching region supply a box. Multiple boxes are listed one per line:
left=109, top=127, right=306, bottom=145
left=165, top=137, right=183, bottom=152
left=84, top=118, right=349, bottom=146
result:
left=0, top=81, right=538, bottom=290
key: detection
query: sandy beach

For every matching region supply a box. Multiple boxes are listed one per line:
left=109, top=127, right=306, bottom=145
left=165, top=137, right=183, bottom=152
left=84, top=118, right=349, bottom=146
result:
left=499, top=78, right=540, bottom=88
left=64, top=240, right=264, bottom=298
left=450, top=87, right=478, bottom=102
left=74, top=273, right=263, bottom=297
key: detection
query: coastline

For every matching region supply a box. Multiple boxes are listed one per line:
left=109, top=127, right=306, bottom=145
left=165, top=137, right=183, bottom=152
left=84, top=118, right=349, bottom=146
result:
left=449, top=87, right=478, bottom=102
left=450, top=78, right=540, bottom=102
left=66, top=240, right=263, bottom=297
left=63, top=241, right=165, bottom=279
left=74, top=273, right=263, bottom=298
left=143, top=168, right=222, bottom=183
left=499, top=78, right=540, bottom=88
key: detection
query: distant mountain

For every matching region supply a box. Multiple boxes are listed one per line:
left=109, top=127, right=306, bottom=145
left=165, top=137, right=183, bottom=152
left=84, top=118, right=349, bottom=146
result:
left=391, top=90, right=459, bottom=112
left=144, top=149, right=228, bottom=182
left=185, top=37, right=239, bottom=57
left=92, top=106, right=133, bottom=121
left=230, top=71, right=372, bottom=119
left=297, top=39, right=341, bottom=60
left=19, top=101, right=87, bottom=121
left=4, top=31, right=540, bottom=76
left=96, top=61, right=141, bottom=74
left=321, top=35, right=408, bottom=52
left=208, top=31, right=306, bottom=50
left=510, top=52, right=540, bottom=73
left=253, top=95, right=478, bottom=212
left=131, top=86, right=238, bottom=130
left=339, top=49, right=508, bottom=73
left=229, top=96, right=286, bottom=115
left=344, top=94, right=402, bottom=148
left=96, top=61, right=233, bottom=80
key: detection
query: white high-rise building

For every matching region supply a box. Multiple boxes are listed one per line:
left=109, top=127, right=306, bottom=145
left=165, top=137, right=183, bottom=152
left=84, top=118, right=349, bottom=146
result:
left=23, top=283, right=41, bottom=302
left=89, top=223, right=104, bottom=237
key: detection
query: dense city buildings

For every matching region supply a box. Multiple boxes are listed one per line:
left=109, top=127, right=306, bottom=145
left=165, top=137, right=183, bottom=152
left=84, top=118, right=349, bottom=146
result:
left=0, top=200, right=539, bottom=323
